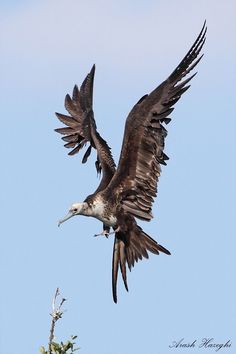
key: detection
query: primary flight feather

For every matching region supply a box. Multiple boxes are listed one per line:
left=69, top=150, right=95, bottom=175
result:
left=55, top=22, right=206, bottom=303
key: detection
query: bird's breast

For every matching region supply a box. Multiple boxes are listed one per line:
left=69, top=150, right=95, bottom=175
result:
left=103, top=214, right=117, bottom=227
left=91, top=201, right=117, bottom=226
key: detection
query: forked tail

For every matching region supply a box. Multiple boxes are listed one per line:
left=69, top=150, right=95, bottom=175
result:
left=112, top=223, right=170, bottom=303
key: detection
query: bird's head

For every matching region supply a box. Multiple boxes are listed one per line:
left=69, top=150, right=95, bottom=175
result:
left=58, top=202, right=89, bottom=226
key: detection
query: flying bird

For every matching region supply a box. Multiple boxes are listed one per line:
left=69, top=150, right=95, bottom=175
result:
left=55, top=22, right=206, bottom=303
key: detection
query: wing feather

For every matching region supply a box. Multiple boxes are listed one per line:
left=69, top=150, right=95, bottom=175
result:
left=55, top=65, right=116, bottom=192
left=103, top=22, right=207, bottom=220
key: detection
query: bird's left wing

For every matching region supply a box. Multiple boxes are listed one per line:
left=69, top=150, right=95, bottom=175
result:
left=55, top=65, right=116, bottom=192
left=102, top=22, right=207, bottom=220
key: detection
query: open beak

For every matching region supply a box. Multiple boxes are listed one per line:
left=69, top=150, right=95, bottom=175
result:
left=58, top=211, right=75, bottom=227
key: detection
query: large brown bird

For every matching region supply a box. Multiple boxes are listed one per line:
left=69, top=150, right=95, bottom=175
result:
left=55, top=22, right=206, bottom=303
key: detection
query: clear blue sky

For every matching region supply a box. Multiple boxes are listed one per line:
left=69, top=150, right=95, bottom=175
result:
left=1, top=1, right=235, bottom=354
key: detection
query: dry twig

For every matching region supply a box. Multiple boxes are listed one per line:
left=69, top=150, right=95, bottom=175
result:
left=48, top=288, right=66, bottom=353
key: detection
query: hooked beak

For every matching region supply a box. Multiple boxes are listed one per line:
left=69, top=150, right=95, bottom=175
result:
left=58, top=211, right=75, bottom=227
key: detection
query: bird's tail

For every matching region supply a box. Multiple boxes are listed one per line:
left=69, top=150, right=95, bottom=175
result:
left=112, top=223, right=170, bottom=303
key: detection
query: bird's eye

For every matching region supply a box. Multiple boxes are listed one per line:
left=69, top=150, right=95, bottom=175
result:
left=73, top=209, right=77, bottom=212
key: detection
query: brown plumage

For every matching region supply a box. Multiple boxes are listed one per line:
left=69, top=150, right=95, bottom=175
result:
left=55, top=22, right=206, bottom=303
left=55, top=65, right=116, bottom=193
left=112, top=214, right=170, bottom=303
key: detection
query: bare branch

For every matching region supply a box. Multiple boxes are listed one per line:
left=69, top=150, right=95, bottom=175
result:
left=48, top=288, right=67, bottom=353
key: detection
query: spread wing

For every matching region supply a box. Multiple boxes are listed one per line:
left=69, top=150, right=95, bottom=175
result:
left=55, top=65, right=116, bottom=192
left=103, top=22, right=207, bottom=220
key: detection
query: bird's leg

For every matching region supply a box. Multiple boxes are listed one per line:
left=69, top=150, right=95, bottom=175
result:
left=94, top=225, right=121, bottom=238
left=94, top=225, right=111, bottom=238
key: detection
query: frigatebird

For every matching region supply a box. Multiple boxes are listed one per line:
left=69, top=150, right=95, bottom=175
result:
left=55, top=22, right=206, bottom=303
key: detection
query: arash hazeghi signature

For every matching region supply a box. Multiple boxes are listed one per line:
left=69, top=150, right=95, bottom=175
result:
left=169, top=338, right=232, bottom=352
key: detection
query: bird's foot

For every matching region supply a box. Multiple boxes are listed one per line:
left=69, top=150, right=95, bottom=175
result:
left=94, top=230, right=110, bottom=238
left=94, top=226, right=120, bottom=238
left=94, top=226, right=121, bottom=238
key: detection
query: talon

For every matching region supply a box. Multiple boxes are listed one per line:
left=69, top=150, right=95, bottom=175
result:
left=94, top=226, right=121, bottom=238
left=113, top=226, right=121, bottom=233
left=94, top=231, right=110, bottom=238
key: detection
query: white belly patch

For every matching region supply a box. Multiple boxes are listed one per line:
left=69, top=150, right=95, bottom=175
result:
left=103, top=215, right=117, bottom=227
left=92, top=202, right=117, bottom=226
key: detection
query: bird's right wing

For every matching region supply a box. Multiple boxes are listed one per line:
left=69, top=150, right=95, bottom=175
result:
left=102, top=22, right=206, bottom=220
left=55, top=65, right=116, bottom=192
